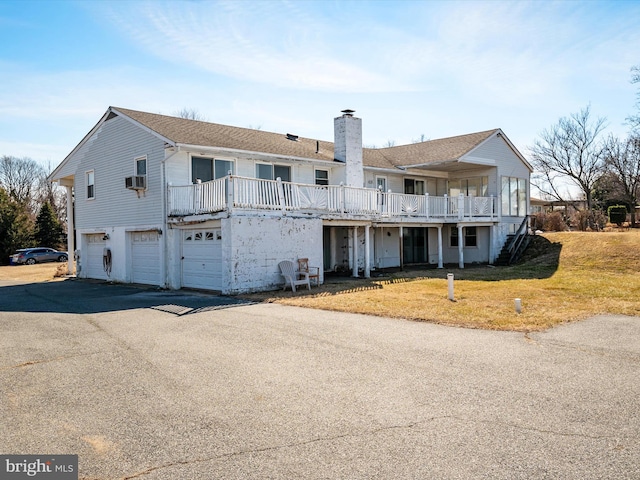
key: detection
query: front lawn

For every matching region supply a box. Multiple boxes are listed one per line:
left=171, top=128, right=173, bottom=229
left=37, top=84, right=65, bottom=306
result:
left=245, top=231, right=640, bottom=331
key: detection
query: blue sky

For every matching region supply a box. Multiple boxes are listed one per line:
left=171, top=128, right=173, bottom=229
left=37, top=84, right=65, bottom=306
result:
left=0, top=0, right=638, bottom=170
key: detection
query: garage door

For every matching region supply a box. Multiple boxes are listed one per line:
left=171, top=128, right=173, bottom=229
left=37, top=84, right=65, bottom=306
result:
left=84, top=234, right=108, bottom=280
left=131, top=231, right=161, bottom=286
left=181, top=229, right=222, bottom=291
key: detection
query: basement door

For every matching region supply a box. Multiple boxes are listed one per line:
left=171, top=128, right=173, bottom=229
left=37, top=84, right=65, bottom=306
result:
left=131, top=231, right=161, bottom=286
left=84, top=233, right=108, bottom=280
left=181, top=229, right=223, bottom=291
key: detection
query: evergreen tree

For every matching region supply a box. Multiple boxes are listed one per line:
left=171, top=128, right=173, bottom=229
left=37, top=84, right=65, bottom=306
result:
left=34, top=201, right=64, bottom=248
left=0, top=188, right=34, bottom=264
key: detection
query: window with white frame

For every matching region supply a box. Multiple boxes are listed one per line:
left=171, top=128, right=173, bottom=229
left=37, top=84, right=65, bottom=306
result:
left=451, top=226, right=477, bottom=247
left=449, top=177, right=488, bottom=197
left=315, top=169, right=329, bottom=185
left=135, top=156, right=147, bottom=176
left=86, top=170, right=95, bottom=200
left=191, top=157, right=234, bottom=183
left=404, top=178, right=425, bottom=195
left=501, top=176, right=527, bottom=216
left=256, top=163, right=291, bottom=182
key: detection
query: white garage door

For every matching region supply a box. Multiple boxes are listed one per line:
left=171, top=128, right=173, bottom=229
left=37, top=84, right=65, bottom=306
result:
left=181, top=229, right=222, bottom=291
left=84, top=234, right=108, bottom=280
left=131, top=231, right=161, bottom=286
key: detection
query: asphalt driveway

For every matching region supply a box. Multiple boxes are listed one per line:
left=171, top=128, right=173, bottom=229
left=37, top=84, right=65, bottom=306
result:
left=1, top=279, right=639, bottom=479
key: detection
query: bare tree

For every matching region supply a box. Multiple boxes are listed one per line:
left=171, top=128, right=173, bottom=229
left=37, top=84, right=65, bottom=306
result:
left=0, top=155, right=45, bottom=208
left=603, top=135, right=640, bottom=225
left=175, top=108, right=207, bottom=121
left=530, top=105, right=607, bottom=211
left=627, top=65, right=640, bottom=134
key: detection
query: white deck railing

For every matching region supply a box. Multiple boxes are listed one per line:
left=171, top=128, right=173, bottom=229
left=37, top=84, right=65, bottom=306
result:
left=168, top=175, right=497, bottom=220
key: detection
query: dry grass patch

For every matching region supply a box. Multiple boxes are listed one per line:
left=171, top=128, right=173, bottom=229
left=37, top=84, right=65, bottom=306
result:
left=0, top=263, right=66, bottom=283
left=244, top=230, right=640, bottom=331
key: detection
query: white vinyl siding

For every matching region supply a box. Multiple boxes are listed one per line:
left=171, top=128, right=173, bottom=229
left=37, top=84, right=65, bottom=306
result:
left=73, top=115, right=165, bottom=229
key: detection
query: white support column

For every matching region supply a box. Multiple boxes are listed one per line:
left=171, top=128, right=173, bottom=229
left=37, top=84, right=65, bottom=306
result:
left=437, top=225, right=443, bottom=269
left=364, top=224, right=370, bottom=278
left=352, top=226, right=358, bottom=277
left=458, top=224, right=464, bottom=269
left=399, top=226, right=404, bottom=270
left=330, top=227, right=337, bottom=271
left=64, top=183, right=75, bottom=275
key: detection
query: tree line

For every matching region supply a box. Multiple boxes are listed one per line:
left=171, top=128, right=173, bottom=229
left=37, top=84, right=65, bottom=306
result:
left=0, top=156, right=66, bottom=264
left=530, top=65, right=640, bottom=230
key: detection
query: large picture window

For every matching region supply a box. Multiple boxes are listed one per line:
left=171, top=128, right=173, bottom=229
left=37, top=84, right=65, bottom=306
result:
left=501, top=176, right=527, bottom=216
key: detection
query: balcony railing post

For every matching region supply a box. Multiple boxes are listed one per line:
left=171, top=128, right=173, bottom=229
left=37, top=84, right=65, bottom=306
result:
left=340, top=182, right=346, bottom=213
left=458, top=193, right=465, bottom=220
left=276, top=177, right=286, bottom=211
left=425, top=193, right=430, bottom=220
left=227, top=175, right=234, bottom=212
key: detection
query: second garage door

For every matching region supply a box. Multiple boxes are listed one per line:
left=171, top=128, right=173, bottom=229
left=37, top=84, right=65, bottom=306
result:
left=181, top=229, right=222, bottom=291
left=131, top=231, right=161, bottom=286
left=84, top=233, right=108, bottom=280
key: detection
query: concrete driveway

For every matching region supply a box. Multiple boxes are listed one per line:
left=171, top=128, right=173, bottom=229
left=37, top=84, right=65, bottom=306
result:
left=1, top=279, right=639, bottom=479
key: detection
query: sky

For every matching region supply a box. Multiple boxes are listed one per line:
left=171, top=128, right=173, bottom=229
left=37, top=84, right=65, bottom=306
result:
left=0, top=0, right=639, bottom=172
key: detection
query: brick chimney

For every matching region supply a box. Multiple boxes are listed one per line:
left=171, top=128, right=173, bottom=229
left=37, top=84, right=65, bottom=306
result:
left=334, top=109, right=363, bottom=187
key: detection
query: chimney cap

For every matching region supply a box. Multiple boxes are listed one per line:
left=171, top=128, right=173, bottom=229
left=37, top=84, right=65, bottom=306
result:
left=341, top=109, right=355, bottom=116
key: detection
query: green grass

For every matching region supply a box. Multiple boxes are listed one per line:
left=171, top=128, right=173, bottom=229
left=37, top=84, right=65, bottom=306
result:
left=243, top=231, right=640, bottom=331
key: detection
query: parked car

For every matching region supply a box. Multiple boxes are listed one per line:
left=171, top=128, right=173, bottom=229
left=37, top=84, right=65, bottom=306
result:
left=11, top=248, right=68, bottom=265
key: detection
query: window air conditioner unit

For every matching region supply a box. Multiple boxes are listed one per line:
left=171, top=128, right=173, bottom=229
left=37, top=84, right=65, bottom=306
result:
left=125, top=176, right=146, bottom=190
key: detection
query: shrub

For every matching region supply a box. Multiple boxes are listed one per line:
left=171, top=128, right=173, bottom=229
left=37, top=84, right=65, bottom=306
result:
left=543, top=211, right=569, bottom=231
left=608, top=205, right=627, bottom=226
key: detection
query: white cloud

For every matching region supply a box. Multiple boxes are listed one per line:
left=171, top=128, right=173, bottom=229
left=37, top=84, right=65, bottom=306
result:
left=97, top=0, right=402, bottom=93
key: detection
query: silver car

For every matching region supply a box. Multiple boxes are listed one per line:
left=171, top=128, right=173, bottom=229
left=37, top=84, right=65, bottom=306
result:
left=11, top=248, right=68, bottom=265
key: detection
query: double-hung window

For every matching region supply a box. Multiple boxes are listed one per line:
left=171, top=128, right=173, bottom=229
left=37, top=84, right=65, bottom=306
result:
left=451, top=226, right=477, bottom=247
left=315, top=169, right=329, bottom=186
left=86, top=170, right=95, bottom=200
left=135, top=156, right=147, bottom=176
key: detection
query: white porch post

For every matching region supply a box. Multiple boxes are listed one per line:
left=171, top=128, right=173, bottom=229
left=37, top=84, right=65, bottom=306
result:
left=364, top=224, right=370, bottom=278
left=437, top=225, right=443, bottom=269
left=63, top=182, right=75, bottom=275
left=458, top=224, right=464, bottom=269
left=399, top=226, right=404, bottom=270
left=352, top=226, right=358, bottom=277
left=330, top=227, right=337, bottom=271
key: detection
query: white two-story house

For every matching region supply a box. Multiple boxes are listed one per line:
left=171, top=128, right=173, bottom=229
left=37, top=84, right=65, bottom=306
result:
left=49, top=107, right=531, bottom=294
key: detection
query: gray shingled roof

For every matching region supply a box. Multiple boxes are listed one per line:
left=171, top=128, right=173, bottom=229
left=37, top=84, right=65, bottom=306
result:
left=115, top=107, right=336, bottom=162
left=113, top=107, right=499, bottom=171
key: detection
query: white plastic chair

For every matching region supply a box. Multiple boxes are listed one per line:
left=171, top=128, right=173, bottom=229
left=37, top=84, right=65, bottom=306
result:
left=278, top=260, right=311, bottom=292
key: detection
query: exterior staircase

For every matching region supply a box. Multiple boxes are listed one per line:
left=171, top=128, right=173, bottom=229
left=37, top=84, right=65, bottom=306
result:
left=495, top=216, right=531, bottom=266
